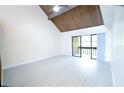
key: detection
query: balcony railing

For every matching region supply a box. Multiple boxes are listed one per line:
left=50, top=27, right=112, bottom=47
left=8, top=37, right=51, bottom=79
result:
left=79, top=47, right=97, bottom=56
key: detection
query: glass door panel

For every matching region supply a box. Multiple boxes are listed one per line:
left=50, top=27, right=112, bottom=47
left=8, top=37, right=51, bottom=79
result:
left=72, top=36, right=81, bottom=57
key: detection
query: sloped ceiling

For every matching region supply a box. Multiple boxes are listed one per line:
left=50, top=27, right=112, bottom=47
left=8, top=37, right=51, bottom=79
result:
left=40, top=5, right=104, bottom=32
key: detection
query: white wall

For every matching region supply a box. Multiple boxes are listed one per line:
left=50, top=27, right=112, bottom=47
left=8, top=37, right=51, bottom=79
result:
left=105, top=31, right=112, bottom=62
left=100, top=5, right=116, bottom=62
left=61, top=25, right=111, bottom=62
left=111, top=6, right=124, bottom=86
left=100, top=5, right=115, bottom=31
left=0, top=6, right=61, bottom=69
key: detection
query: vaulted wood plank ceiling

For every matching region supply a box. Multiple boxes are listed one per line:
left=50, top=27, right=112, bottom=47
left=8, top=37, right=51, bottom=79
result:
left=39, top=5, right=104, bottom=32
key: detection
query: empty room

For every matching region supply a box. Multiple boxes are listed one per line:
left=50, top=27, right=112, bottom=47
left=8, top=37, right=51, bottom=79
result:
left=0, top=5, right=124, bottom=87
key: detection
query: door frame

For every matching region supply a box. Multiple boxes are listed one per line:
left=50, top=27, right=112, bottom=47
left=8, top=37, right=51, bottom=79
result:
left=90, top=34, right=97, bottom=60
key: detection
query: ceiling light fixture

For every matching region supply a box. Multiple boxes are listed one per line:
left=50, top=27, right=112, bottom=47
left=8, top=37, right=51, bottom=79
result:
left=53, top=5, right=60, bottom=12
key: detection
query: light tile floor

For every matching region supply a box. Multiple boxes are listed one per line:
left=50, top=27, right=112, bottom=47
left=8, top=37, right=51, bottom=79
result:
left=3, top=55, right=113, bottom=87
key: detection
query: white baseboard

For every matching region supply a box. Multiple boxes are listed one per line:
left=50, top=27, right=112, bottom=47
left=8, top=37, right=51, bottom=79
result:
left=2, top=55, right=60, bottom=70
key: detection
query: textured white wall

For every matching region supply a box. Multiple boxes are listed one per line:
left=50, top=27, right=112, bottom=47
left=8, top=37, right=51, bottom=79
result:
left=0, top=6, right=61, bottom=69
left=97, top=33, right=105, bottom=62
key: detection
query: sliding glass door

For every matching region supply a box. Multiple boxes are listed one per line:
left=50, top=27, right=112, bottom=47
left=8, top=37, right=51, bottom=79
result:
left=81, top=35, right=91, bottom=59
left=72, top=36, right=81, bottom=57
left=72, top=35, right=97, bottom=60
